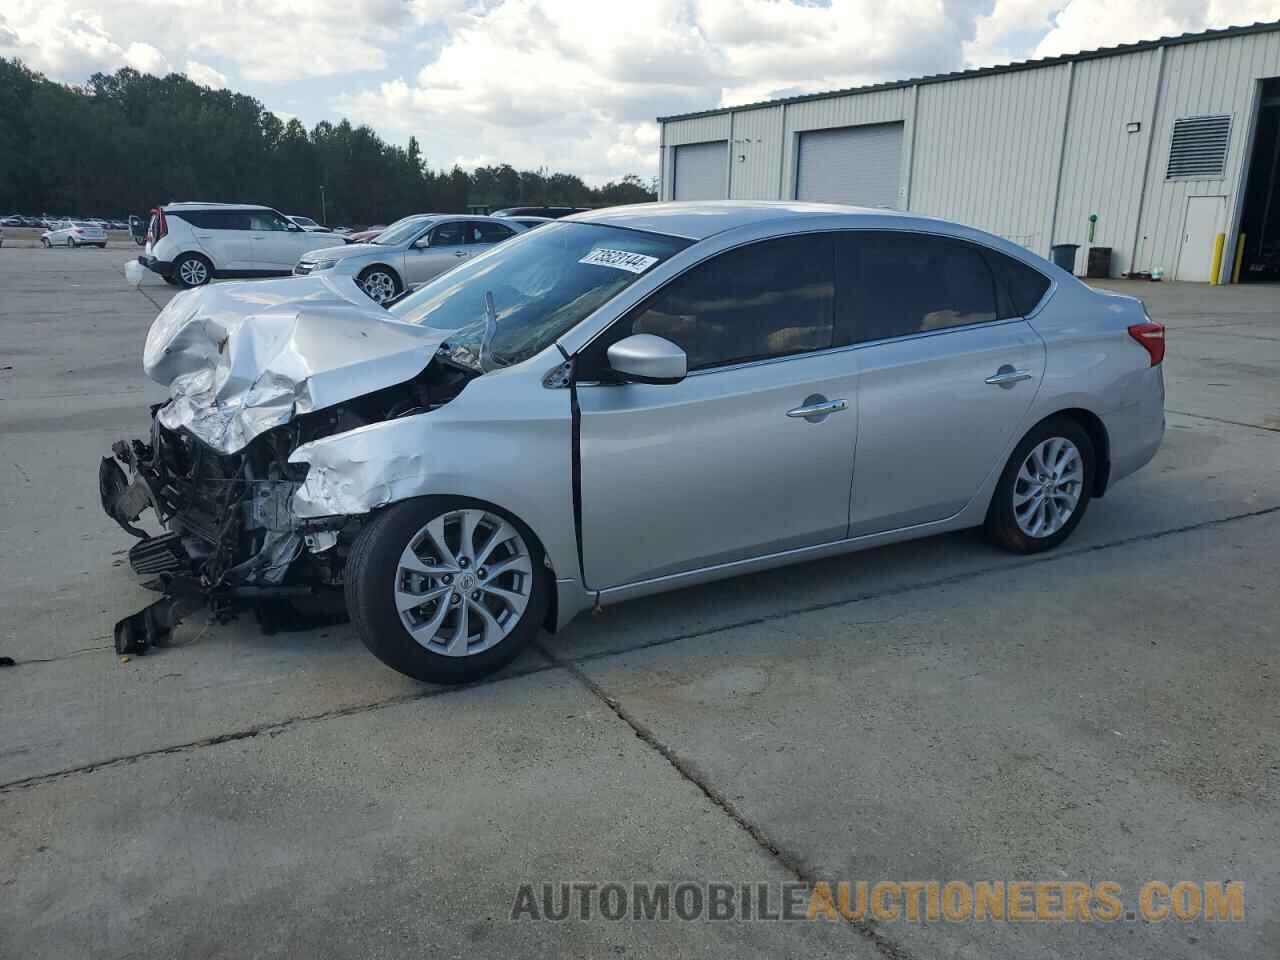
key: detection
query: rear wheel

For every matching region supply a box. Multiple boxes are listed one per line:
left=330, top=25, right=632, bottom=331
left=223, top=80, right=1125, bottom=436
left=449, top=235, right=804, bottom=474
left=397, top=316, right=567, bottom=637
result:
left=345, top=497, right=548, bottom=684
left=68, top=237, right=78, bottom=248
left=174, top=253, right=212, bottom=287
left=985, top=416, right=1094, bottom=554
left=356, top=266, right=401, bottom=304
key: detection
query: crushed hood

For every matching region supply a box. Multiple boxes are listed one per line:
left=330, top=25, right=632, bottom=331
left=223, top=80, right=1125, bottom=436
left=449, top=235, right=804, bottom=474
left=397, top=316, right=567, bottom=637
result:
left=144, top=274, right=447, bottom=454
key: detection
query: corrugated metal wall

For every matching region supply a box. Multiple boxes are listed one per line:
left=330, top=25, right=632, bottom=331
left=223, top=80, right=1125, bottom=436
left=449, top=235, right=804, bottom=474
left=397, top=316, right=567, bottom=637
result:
left=910, top=65, right=1071, bottom=252
left=1052, top=49, right=1163, bottom=275
left=1133, top=30, right=1280, bottom=275
left=658, top=29, right=1280, bottom=279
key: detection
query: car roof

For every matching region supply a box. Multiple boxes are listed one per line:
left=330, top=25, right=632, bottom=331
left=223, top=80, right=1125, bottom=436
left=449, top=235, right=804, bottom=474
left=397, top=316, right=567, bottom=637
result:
left=163, top=202, right=274, bottom=211
left=568, top=200, right=920, bottom=241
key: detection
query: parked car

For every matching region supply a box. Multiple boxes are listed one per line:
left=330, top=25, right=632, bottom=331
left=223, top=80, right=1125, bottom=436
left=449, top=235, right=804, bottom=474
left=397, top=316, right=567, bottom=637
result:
left=0, top=223, right=4, bottom=248
left=138, top=202, right=348, bottom=287
left=490, top=205, right=590, bottom=218
left=101, top=202, right=1165, bottom=682
left=294, top=214, right=526, bottom=303
left=42, top=220, right=108, bottom=248
left=346, top=223, right=392, bottom=244
left=0, top=215, right=21, bottom=227
left=287, top=215, right=330, bottom=232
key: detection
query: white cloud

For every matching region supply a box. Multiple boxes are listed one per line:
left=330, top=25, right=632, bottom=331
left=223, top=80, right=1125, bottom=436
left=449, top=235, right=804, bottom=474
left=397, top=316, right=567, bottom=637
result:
left=3, top=0, right=1278, bottom=183
left=185, top=59, right=228, bottom=89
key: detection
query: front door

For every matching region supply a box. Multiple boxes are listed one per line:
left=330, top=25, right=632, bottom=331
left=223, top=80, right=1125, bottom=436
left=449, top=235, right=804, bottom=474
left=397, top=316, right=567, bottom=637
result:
left=576, top=233, right=859, bottom=590
left=835, top=231, right=1046, bottom=535
left=405, top=220, right=470, bottom=286
left=247, top=209, right=303, bottom=270
left=1176, top=195, right=1225, bottom=282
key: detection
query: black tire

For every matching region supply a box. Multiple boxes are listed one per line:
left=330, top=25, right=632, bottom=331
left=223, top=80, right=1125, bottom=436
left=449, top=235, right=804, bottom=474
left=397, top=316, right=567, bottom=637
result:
left=68, top=237, right=78, bottom=248
left=163, top=275, right=181, bottom=286
left=985, top=416, right=1094, bottom=554
left=96, top=243, right=107, bottom=249
left=345, top=496, right=549, bottom=684
left=356, top=265, right=402, bottom=304
left=173, top=252, right=213, bottom=287
left=41, top=238, right=50, bottom=248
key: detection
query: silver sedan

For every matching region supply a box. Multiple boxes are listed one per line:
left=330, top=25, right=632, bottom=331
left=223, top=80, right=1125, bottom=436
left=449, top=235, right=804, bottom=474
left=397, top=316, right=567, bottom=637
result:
left=294, top=214, right=527, bottom=303
left=104, top=202, right=1165, bottom=683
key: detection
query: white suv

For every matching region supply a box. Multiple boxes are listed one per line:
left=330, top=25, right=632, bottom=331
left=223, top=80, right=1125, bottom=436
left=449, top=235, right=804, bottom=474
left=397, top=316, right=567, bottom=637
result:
left=140, top=202, right=347, bottom=287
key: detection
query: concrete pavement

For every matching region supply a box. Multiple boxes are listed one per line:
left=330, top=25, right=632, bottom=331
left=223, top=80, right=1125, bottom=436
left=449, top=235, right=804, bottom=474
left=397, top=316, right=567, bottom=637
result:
left=1, top=248, right=1276, bottom=958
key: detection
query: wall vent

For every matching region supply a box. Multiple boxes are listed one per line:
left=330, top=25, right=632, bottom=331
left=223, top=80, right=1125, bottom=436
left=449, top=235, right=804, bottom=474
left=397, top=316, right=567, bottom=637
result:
left=1165, top=115, right=1232, bottom=179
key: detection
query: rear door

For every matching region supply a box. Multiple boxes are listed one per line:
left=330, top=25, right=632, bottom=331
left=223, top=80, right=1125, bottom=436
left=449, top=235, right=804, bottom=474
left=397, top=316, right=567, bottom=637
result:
left=837, top=231, right=1047, bottom=536
left=576, top=232, right=859, bottom=590
left=183, top=210, right=253, bottom=269
left=466, top=220, right=517, bottom=257
left=404, top=220, right=469, bottom=285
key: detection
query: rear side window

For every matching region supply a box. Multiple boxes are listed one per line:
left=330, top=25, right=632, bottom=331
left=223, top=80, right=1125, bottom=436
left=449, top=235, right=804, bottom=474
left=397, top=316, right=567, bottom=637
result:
left=471, top=222, right=515, bottom=243
left=985, top=250, right=1051, bottom=317
left=171, top=210, right=249, bottom=230
left=599, top=233, right=835, bottom=372
left=836, top=232, right=999, bottom=344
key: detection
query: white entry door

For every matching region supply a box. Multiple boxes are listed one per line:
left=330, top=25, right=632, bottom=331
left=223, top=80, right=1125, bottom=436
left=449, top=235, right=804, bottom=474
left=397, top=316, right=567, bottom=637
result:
left=1176, top=195, right=1224, bottom=282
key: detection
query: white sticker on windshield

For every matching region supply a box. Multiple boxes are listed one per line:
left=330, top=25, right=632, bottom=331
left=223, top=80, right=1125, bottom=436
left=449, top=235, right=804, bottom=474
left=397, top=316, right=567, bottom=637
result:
left=578, top=248, right=659, bottom=274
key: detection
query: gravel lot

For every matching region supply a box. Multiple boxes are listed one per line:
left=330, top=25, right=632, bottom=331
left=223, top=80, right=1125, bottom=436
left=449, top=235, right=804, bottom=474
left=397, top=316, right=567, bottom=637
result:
left=1, top=246, right=1277, bottom=958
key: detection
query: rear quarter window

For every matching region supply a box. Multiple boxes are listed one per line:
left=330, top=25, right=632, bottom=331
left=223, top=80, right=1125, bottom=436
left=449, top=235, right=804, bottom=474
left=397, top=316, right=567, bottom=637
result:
left=985, top=251, right=1051, bottom=318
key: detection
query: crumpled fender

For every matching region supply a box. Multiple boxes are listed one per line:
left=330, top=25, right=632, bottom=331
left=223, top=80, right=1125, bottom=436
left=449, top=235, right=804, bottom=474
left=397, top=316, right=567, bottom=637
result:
left=287, top=358, right=580, bottom=583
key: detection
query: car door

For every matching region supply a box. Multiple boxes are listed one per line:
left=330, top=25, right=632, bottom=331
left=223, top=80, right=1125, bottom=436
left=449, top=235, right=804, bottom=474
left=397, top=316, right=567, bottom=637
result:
left=837, top=231, right=1047, bottom=536
left=247, top=209, right=303, bottom=271
left=404, top=220, right=469, bottom=286
left=576, top=232, right=860, bottom=591
left=184, top=210, right=252, bottom=268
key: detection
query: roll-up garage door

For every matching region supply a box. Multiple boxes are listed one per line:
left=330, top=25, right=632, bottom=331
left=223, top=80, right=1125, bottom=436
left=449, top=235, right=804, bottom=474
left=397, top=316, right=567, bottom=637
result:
left=795, top=122, right=904, bottom=208
left=673, top=141, right=728, bottom=200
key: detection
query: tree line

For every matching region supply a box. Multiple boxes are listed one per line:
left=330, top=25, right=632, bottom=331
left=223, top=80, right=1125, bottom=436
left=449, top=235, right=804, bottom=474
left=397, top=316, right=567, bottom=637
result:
left=0, top=58, right=656, bottom=225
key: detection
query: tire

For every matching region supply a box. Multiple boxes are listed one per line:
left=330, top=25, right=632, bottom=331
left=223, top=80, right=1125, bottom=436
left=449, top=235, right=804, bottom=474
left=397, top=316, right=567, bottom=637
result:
left=96, top=243, right=107, bottom=249
left=174, top=252, right=213, bottom=288
left=345, top=496, right=549, bottom=684
left=41, top=238, right=50, bottom=248
left=69, top=237, right=78, bottom=248
left=163, top=275, right=181, bottom=286
left=985, top=416, right=1094, bottom=554
left=356, top=265, right=402, bottom=304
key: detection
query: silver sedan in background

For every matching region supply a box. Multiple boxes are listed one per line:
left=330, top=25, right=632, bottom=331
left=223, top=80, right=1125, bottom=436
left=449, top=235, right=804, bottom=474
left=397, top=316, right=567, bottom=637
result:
left=103, top=202, right=1165, bottom=684
left=42, top=220, right=108, bottom=248
left=294, top=214, right=527, bottom=303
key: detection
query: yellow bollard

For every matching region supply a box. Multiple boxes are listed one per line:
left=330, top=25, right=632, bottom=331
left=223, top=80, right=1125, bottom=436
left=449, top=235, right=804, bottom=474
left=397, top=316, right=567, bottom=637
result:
left=1232, top=233, right=1245, bottom=284
left=1209, top=232, right=1226, bottom=285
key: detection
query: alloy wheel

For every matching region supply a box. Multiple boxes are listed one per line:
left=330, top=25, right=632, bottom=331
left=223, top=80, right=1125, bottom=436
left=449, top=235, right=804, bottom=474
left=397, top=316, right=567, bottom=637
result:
left=1013, top=437, right=1083, bottom=538
left=179, top=258, right=208, bottom=286
left=360, top=271, right=397, bottom=303
left=394, top=509, right=533, bottom=657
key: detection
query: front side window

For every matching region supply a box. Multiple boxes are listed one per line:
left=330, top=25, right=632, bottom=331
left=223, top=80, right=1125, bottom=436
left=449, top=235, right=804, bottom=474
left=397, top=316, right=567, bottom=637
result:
left=837, top=232, right=999, bottom=343
left=248, top=210, right=290, bottom=231
left=592, top=233, right=836, bottom=373
left=430, top=221, right=466, bottom=246
left=388, top=221, right=690, bottom=372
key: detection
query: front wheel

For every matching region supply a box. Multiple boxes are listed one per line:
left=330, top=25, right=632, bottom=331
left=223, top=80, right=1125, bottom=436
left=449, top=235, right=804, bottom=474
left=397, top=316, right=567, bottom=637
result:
left=41, top=238, right=50, bottom=248
left=356, top=266, right=402, bottom=304
left=985, top=417, right=1094, bottom=554
left=345, top=497, right=548, bottom=684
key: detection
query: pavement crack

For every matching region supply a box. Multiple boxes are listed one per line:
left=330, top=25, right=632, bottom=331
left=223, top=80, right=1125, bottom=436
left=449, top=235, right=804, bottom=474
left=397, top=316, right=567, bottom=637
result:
left=537, top=641, right=917, bottom=960
left=1166, top=408, right=1280, bottom=434
left=0, top=660, right=561, bottom=793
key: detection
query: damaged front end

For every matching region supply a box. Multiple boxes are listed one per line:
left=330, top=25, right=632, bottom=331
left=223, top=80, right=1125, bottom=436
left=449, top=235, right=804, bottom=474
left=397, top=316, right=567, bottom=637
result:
left=101, top=276, right=470, bottom=654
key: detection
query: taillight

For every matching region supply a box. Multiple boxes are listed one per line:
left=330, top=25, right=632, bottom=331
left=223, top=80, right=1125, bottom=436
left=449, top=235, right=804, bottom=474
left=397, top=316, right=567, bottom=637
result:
left=1128, top=321, right=1165, bottom=366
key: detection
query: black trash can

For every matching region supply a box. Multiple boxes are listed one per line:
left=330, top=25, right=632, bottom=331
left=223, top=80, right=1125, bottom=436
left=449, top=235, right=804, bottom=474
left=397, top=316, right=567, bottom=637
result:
left=1050, top=243, right=1079, bottom=273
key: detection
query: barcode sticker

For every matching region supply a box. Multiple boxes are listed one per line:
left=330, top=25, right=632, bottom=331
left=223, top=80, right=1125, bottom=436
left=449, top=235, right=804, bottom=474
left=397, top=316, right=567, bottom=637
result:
left=578, top=248, right=660, bottom=274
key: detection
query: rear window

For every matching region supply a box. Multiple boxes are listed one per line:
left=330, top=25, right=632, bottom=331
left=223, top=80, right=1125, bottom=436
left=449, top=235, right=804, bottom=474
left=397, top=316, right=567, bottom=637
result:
left=985, top=250, right=1051, bottom=317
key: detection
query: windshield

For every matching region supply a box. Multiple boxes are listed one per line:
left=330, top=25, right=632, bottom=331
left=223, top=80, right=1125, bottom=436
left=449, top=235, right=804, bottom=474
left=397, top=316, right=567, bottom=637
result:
left=388, top=221, right=691, bottom=372
left=373, top=217, right=429, bottom=245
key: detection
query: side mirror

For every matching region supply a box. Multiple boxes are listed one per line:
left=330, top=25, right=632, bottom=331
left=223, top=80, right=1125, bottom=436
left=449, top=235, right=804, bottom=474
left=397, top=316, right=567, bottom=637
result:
left=287, top=223, right=302, bottom=232
left=606, top=334, right=687, bottom=385
left=413, top=235, right=430, bottom=249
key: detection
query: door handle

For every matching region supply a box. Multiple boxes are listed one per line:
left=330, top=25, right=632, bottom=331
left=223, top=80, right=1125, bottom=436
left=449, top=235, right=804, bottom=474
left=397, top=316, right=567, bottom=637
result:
left=454, top=251, right=468, bottom=258
left=985, top=366, right=1033, bottom=388
left=786, top=397, right=848, bottom=421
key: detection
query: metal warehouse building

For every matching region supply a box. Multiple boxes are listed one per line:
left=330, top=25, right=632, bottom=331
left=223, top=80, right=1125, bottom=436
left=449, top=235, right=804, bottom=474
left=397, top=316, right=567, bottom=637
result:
left=657, top=21, right=1280, bottom=283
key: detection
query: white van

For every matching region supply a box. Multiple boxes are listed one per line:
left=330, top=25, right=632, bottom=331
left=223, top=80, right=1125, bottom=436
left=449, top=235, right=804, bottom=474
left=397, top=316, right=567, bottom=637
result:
left=140, top=202, right=347, bottom=287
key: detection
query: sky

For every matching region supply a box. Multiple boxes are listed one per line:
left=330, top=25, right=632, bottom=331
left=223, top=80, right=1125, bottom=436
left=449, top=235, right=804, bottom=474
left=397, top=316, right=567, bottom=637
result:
left=2, top=0, right=1279, bottom=185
